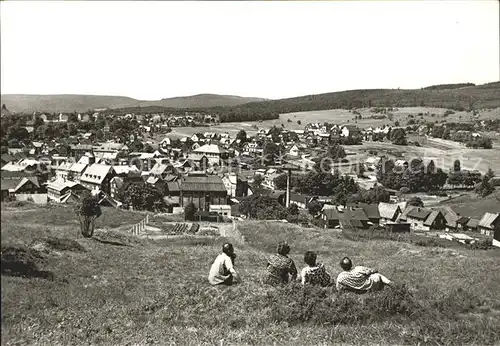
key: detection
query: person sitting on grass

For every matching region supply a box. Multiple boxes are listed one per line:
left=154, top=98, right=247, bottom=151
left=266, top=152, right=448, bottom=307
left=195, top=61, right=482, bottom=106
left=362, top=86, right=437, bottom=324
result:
left=336, top=256, right=393, bottom=293
left=208, top=243, right=239, bottom=286
left=300, top=251, right=331, bottom=287
left=263, top=241, right=298, bottom=285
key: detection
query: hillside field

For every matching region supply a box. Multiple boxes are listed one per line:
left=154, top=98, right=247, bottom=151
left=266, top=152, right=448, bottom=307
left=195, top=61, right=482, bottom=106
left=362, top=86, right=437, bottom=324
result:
left=2, top=203, right=500, bottom=345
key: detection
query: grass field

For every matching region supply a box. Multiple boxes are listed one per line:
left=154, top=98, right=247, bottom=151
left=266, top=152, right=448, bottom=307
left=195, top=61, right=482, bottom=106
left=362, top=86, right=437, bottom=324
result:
left=159, top=107, right=498, bottom=138
left=2, top=203, right=500, bottom=345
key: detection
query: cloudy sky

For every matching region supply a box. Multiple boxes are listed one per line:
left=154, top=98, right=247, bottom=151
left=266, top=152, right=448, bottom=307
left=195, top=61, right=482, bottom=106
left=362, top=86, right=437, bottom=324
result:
left=1, top=1, right=498, bottom=100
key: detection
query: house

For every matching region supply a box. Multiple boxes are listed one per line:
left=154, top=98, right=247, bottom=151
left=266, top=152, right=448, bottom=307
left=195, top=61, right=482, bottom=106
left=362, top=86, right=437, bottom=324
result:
left=79, top=164, right=116, bottom=195
left=347, top=203, right=380, bottom=225
left=190, top=144, right=228, bottom=166
left=1, top=154, right=16, bottom=168
left=209, top=204, right=232, bottom=218
left=1, top=175, right=45, bottom=201
left=47, top=179, right=89, bottom=203
left=464, top=218, right=480, bottom=232
left=289, top=192, right=309, bottom=209
left=221, top=173, right=251, bottom=198
left=341, top=125, right=362, bottom=138
left=478, top=213, right=500, bottom=237
left=322, top=206, right=369, bottom=229
left=378, top=203, right=402, bottom=225
left=160, top=137, right=171, bottom=148
left=69, top=144, right=94, bottom=159
left=109, top=174, right=144, bottom=200
left=165, top=173, right=227, bottom=211
left=401, top=207, right=446, bottom=231
left=288, top=145, right=301, bottom=157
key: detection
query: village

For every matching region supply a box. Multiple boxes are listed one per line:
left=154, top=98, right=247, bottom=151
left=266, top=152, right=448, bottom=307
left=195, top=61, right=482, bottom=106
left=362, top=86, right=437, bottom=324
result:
left=1, top=104, right=499, bottom=249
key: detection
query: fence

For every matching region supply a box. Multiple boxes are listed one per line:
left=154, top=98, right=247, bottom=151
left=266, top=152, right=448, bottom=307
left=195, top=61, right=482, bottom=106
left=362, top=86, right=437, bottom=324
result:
left=131, top=214, right=149, bottom=236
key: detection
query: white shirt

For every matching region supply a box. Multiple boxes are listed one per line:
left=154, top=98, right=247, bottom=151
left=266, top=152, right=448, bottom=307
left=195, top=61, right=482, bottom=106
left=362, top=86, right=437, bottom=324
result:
left=208, top=253, right=237, bottom=285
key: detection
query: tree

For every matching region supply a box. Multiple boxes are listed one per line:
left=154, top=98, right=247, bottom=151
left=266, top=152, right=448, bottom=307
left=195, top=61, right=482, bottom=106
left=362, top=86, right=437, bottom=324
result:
left=486, top=168, right=495, bottom=181
left=252, top=174, right=263, bottom=189
left=308, top=199, right=322, bottom=216
left=475, top=175, right=495, bottom=197
left=184, top=202, right=197, bottom=221
left=74, top=193, right=102, bottom=238
left=144, top=144, right=154, bottom=153
left=407, top=196, right=424, bottom=207
left=453, top=160, right=461, bottom=172
left=287, top=203, right=299, bottom=216
left=262, top=142, right=280, bottom=165
left=297, top=120, right=302, bottom=125
left=273, top=173, right=289, bottom=190
left=239, top=195, right=288, bottom=220
left=236, top=130, right=247, bottom=143
left=390, top=128, right=407, bottom=145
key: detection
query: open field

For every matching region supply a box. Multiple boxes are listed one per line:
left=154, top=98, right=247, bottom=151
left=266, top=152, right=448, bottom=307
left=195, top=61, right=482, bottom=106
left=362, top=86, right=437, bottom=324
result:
left=346, top=138, right=500, bottom=174
left=150, top=105, right=499, bottom=145
left=2, top=204, right=500, bottom=345
left=438, top=191, right=500, bottom=219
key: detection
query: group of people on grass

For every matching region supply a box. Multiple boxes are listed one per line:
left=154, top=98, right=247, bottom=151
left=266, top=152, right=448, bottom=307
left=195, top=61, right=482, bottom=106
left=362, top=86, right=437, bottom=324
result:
left=208, top=241, right=393, bottom=293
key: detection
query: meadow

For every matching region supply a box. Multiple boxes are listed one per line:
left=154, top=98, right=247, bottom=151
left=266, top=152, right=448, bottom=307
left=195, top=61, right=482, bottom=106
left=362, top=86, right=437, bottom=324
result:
left=2, top=203, right=500, bottom=345
left=154, top=107, right=499, bottom=141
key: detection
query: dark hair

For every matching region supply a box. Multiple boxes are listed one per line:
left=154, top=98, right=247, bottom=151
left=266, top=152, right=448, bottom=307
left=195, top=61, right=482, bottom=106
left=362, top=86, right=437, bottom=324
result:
left=304, top=251, right=317, bottom=266
left=277, top=241, right=290, bottom=256
left=222, top=243, right=234, bottom=256
left=340, top=256, right=352, bottom=271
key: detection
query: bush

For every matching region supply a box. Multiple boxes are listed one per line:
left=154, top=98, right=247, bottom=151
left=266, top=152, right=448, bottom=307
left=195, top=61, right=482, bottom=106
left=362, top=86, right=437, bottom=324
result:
left=468, top=238, right=493, bottom=250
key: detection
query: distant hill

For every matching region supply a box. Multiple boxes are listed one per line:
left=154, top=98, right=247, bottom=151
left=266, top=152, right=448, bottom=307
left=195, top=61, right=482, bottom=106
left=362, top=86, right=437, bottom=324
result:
left=139, top=94, right=268, bottom=109
left=2, top=82, right=499, bottom=118
left=0, top=94, right=268, bottom=113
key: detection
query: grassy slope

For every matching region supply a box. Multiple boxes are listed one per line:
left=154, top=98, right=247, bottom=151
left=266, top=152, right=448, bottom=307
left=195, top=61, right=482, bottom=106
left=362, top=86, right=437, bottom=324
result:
left=438, top=191, right=500, bottom=219
left=2, top=204, right=500, bottom=345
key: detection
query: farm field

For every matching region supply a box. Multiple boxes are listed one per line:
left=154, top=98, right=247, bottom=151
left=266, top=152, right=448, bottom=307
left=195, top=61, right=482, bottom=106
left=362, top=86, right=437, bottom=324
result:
left=150, top=106, right=499, bottom=150
left=2, top=203, right=500, bottom=345
left=347, top=138, right=500, bottom=174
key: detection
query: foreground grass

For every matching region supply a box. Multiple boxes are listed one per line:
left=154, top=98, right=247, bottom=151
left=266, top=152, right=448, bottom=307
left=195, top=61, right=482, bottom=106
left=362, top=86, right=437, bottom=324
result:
left=2, top=206, right=500, bottom=345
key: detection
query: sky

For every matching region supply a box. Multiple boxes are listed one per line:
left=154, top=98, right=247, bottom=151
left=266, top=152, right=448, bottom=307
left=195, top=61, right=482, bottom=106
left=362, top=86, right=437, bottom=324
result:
left=1, top=1, right=499, bottom=100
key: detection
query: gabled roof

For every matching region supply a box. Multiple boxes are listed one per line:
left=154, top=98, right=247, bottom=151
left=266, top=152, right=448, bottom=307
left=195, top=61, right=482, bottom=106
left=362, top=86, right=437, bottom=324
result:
left=193, top=144, right=226, bottom=155
left=478, top=213, right=500, bottom=230
left=466, top=218, right=480, bottom=228
left=378, top=203, right=401, bottom=219
left=179, top=175, right=227, bottom=192
left=69, top=163, right=87, bottom=173
left=47, top=179, right=85, bottom=192
left=347, top=203, right=380, bottom=219
left=406, top=207, right=432, bottom=220
left=80, top=164, right=114, bottom=185
left=423, top=210, right=443, bottom=226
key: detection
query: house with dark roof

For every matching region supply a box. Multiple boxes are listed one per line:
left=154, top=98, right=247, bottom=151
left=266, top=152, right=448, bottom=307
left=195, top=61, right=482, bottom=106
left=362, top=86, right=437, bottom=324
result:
left=347, top=203, right=380, bottom=224
left=1, top=175, right=45, bottom=201
left=165, top=173, right=227, bottom=211
left=464, top=218, right=480, bottom=232
left=289, top=193, right=312, bottom=209
left=400, top=206, right=446, bottom=231
left=322, top=206, right=369, bottom=229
